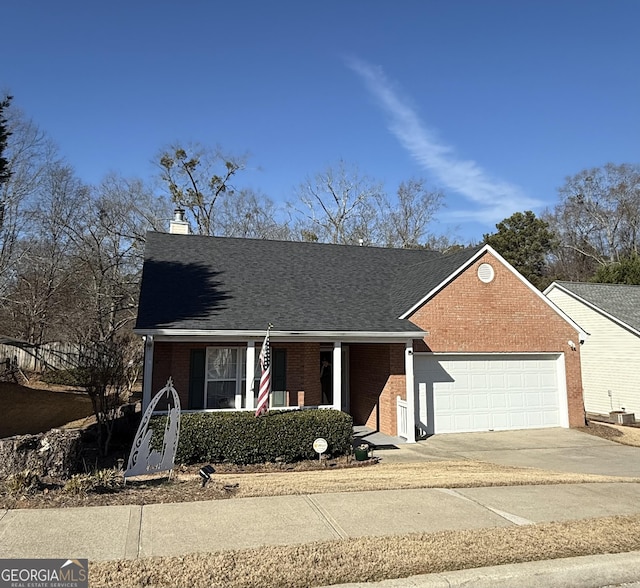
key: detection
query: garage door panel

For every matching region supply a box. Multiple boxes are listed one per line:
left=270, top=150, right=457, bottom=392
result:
left=471, top=373, right=487, bottom=389
left=472, top=394, right=489, bottom=409
left=524, top=373, right=541, bottom=387
left=509, top=393, right=525, bottom=408
left=543, top=392, right=557, bottom=405
left=491, top=393, right=507, bottom=409
left=507, top=373, right=523, bottom=387
left=489, top=373, right=505, bottom=387
left=415, top=355, right=561, bottom=434
left=454, top=395, right=470, bottom=410
left=472, top=413, right=491, bottom=430
left=525, top=392, right=542, bottom=407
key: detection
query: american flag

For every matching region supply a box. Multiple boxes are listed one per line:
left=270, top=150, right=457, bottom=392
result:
left=255, top=326, right=272, bottom=416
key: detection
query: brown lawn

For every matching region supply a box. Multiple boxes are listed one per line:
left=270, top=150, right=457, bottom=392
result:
left=0, top=381, right=93, bottom=438
left=89, top=514, right=640, bottom=588
left=579, top=421, right=640, bottom=447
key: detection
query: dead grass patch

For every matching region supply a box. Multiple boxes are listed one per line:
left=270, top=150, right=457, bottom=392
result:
left=205, top=460, right=634, bottom=498
left=0, top=381, right=93, bottom=438
left=3, top=460, right=634, bottom=510
left=89, top=513, right=640, bottom=588
left=580, top=421, right=640, bottom=447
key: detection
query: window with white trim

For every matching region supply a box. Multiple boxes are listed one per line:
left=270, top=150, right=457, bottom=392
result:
left=205, top=347, right=259, bottom=409
left=204, top=346, right=287, bottom=410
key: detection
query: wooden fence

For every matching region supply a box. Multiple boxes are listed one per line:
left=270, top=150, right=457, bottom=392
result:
left=0, top=342, right=80, bottom=372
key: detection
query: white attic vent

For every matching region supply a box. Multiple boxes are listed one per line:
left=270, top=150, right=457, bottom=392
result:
left=477, top=263, right=495, bottom=283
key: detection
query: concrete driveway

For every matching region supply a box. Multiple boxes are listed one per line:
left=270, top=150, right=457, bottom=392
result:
left=372, top=428, right=640, bottom=478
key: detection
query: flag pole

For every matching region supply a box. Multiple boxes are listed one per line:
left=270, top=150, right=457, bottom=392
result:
left=255, top=323, right=273, bottom=417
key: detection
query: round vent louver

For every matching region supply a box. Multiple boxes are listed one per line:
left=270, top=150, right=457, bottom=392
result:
left=477, top=263, right=495, bottom=283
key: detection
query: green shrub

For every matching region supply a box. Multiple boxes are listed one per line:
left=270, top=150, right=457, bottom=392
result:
left=150, top=409, right=353, bottom=465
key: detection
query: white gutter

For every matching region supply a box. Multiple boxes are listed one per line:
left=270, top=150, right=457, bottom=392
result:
left=133, top=329, right=428, bottom=343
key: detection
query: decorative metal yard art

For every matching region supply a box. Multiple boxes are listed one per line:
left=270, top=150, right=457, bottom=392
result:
left=124, top=377, right=181, bottom=480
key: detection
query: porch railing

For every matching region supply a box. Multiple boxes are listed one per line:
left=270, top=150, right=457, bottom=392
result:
left=396, top=396, right=408, bottom=440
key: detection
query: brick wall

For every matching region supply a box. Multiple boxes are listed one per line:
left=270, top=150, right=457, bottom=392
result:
left=408, top=251, right=585, bottom=427
left=349, top=343, right=405, bottom=435
left=152, top=342, right=208, bottom=408
left=151, top=341, right=323, bottom=409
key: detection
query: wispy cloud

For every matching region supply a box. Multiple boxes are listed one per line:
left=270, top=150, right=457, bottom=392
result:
left=346, top=57, right=542, bottom=225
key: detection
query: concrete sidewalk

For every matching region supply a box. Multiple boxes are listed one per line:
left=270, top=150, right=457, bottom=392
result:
left=2, top=482, right=640, bottom=561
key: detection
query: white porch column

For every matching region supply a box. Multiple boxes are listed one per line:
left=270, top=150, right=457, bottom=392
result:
left=142, top=335, right=154, bottom=412
left=404, top=340, right=416, bottom=443
left=245, top=340, right=256, bottom=410
left=332, top=342, right=342, bottom=411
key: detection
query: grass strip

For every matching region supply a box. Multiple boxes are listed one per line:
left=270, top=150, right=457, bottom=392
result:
left=90, top=514, right=640, bottom=588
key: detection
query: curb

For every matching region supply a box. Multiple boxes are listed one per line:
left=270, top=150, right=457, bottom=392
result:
left=320, top=550, right=640, bottom=587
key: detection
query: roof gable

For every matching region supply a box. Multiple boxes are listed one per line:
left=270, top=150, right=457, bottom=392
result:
left=545, top=282, right=640, bottom=334
left=400, top=245, right=588, bottom=337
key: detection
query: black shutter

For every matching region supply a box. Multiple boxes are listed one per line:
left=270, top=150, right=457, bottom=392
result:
left=188, top=349, right=206, bottom=409
left=271, top=348, right=287, bottom=407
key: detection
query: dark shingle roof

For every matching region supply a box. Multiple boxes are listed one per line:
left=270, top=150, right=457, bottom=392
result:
left=391, top=246, right=483, bottom=316
left=135, top=233, right=478, bottom=333
left=554, top=282, right=640, bottom=332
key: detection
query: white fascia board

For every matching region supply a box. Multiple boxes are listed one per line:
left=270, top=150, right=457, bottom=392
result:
left=545, top=282, right=640, bottom=339
left=133, top=329, right=427, bottom=343
left=399, top=244, right=589, bottom=340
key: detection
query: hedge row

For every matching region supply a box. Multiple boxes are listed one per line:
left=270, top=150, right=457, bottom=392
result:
left=150, top=409, right=353, bottom=465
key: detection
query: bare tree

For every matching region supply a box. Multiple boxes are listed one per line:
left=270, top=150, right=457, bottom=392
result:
left=218, top=187, right=292, bottom=240
left=0, top=102, right=58, bottom=300
left=75, top=335, right=142, bottom=455
left=547, top=163, right=640, bottom=271
left=293, top=160, right=383, bottom=244
left=379, top=178, right=444, bottom=248
left=0, top=95, right=12, bottom=188
left=97, top=172, right=171, bottom=243
left=158, top=143, right=246, bottom=236
left=2, top=164, right=86, bottom=342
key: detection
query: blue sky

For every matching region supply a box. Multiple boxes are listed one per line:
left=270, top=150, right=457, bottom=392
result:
left=4, top=0, right=639, bottom=242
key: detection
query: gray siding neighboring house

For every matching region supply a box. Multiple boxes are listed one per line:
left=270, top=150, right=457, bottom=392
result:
left=545, top=282, right=640, bottom=417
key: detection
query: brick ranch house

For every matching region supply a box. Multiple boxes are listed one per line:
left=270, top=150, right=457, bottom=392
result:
left=134, top=229, right=587, bottom=443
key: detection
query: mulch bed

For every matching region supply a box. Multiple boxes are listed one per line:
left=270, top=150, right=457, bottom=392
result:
left=0, top=455, right=377, bottom=510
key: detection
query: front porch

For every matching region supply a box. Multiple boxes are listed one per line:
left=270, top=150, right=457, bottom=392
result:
left=143, top=337, right=418, bottom=442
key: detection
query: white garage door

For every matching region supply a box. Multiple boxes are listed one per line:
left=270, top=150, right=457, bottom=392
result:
left=414, top=354, right=562, bottom=434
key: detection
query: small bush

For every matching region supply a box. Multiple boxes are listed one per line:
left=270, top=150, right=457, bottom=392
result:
left=4, top=469, right=40, bottom=498
left=63, top=468, right=123, bottom=495
left=91, top=468, right=123, bottom=492
left=150, top=409, right=353, bottom=465
left=63, top=473, right=94, bottom=496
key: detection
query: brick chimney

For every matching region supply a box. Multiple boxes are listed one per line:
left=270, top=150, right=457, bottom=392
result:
left=169, top=208, right=190, bottom=235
